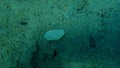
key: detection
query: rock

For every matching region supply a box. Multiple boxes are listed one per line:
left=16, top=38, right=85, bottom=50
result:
left=44, top=29, right=65, bottom=40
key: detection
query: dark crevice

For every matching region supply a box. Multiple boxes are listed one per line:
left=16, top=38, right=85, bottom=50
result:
left=30, top=41, right=39, bottom=68
left=52, top=49, right=57, bottom=58
left=88, top=35, right=97, bottom=48
left=51, top=49, right=57, bottom=60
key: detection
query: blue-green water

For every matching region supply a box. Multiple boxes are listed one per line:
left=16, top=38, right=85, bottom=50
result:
left=0, top=0, right=120, bottom=68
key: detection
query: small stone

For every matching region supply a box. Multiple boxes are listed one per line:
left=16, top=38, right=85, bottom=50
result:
left=44, top=29, right=65, bottom=41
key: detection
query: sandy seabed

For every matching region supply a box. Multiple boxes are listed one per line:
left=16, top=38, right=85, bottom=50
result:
left=0, top=0, right=120, bottom=68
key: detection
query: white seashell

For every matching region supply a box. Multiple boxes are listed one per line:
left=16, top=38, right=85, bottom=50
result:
left=44, top=29, right=65, bottom=41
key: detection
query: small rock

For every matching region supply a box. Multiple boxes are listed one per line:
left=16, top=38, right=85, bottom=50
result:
left=44, top=29, right=65, bottom=41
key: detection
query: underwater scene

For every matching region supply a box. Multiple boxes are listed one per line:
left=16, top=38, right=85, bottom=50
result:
left=0, top=0, right=120, bottom=68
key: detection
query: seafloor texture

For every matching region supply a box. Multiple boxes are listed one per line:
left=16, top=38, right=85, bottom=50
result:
left=0, top=0, right=120, bottom=68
